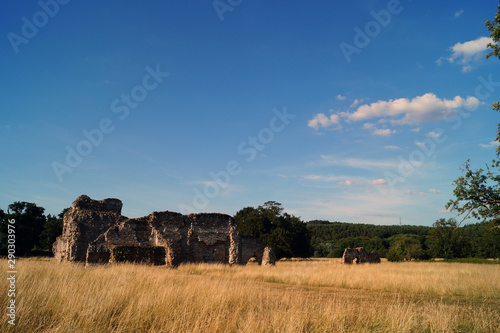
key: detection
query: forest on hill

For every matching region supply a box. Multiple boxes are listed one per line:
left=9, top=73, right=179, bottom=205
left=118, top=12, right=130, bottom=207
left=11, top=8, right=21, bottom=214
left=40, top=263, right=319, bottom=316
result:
left=306, top=219, right=500, bottom=261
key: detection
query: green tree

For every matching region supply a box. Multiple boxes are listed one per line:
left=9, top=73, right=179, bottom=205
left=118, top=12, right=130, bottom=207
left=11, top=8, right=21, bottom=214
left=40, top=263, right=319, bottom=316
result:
left=386, top=234, right=425, bottom=262
left=446, top=3, right=500, bottom=227
left=234, top=201, right=312, bottom=259
left=486, top=1, right=500, bottom=132
left=482, top=218, right=500, bottom=258
left=0, top=202, right=47, bottom=255
left=426, top=219, right=465, bottom=259
left=486, top=2, right=500, bottom=60
left=38, top=209, right=67, bottom=250
left=446, top=160, right=500, bottom=223
left=234, top=206, right=271, bottom=239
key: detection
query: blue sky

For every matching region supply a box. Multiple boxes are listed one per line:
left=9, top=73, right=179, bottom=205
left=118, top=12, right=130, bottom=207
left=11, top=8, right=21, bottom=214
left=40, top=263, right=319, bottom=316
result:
left=1, top=0, right=498, bottom=225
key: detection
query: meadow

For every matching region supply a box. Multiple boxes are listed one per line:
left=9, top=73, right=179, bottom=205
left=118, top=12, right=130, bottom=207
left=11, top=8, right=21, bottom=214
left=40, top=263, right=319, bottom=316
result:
left=1, top=258, right=499, bottom=333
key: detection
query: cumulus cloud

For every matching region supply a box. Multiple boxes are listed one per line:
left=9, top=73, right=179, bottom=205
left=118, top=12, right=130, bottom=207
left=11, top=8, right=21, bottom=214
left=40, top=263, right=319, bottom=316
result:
left=415, top=141, right=427, bottom=149
left=454, top=9, right=464, bottom=18
left=373, top=128, right=395, bottom=136
left=405, top=190, right=427, bottom=196
left=479, top=141, right=500, bottom=148
left=429, top=189, right=441, bottom=194
left=371, top=179, right=387, bottom=185
left=350, top=98, right=367, bottom=108
left=362, top=123, right=395, bottom=136
left=384, top=145, right=401, bottom=150
left=308, top=113, right=342, bottom=130
left=437, top=36, right=492, bottom=71
left=462, top=65, right=472, bottom=73
left=426, top=131, right=441, bottom=138
left=338, top=180, right=355, bottom=186
left=449, top=37, right=491, bottom=63
left=343, top=93, right=482, bottom=125
left=336, top=94, right=346, bottom=101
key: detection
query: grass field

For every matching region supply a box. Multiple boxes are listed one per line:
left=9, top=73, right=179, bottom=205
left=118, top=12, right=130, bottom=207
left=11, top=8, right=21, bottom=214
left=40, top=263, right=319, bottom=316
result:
left=1, top=258, right=499, bottom=332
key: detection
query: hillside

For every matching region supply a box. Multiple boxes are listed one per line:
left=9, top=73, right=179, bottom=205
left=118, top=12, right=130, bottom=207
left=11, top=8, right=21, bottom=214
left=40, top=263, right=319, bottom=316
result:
left=306, top=220, right=496, bottom=259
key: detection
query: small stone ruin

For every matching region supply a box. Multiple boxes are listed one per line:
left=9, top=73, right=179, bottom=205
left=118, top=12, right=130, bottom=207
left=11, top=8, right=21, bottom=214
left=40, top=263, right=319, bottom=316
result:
left=53, top=195, right=275, bottom=267
left=341, top=247, right=381, bottom=264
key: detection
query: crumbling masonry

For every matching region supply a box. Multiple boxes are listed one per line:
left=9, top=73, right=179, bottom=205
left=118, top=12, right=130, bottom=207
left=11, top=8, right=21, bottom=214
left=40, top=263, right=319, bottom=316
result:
left=53, top=195, right=275, bottom=267
left=341, top=247, right=381, bottom=264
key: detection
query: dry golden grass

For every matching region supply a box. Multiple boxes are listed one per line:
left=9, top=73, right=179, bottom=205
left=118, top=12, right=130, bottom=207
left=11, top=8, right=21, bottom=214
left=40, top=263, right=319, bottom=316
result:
left=1, top=258, right=499, bottom=332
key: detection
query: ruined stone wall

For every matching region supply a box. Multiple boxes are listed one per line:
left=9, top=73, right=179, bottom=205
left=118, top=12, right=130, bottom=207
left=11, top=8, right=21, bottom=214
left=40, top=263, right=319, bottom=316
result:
left=54, top=195, right=274, bottom=267
left=53, top=195, right=125, bottom=263
left=341, top=247, right=381, bottom=264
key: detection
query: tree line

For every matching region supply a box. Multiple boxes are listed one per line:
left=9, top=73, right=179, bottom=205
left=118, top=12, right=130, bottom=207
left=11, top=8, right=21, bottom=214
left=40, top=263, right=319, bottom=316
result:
left=0, top=199, right=499, bottom=261
left=307, top=218, right=500, bottom=261
left=0, top=202, right=67, bottom=256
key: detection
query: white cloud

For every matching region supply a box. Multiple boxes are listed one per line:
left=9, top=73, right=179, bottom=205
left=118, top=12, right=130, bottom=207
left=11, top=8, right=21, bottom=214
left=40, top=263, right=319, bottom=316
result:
left=296, top=188, right=412, bottom=225
left=350, top=98, right=366, bottom=108
left=415, top=141, right=427, bottom=149
left=319, top=155, right=399, bottom=170
left=438, top=36, right=492, bottom=71
left=449, top=37, right=491, bottom=63
left=304, top=174, right=345, bottom=182
left=426, top=131, right=441, bottom=138
left=336, top=94, right=346, bottom=101
left=371, top=179, right=387, bottom=185
left=363, top=123, right=395, bottom=136
left=407, top=188, right=439, bottom=196
left=304, top=175, right=387, bottom=188
left=454, top=9, right=464, bottom=18
left=373, top=128, right=395, bottom=136
left=479, top=140, right=500, bottom=148
left=343, top=93, right=482, bottom=125
left=304, top=175, right=322, bottom=181
left=308, top=113, right=342, bottom=130
left=461, top=65, right=472, bottom=73
left=410, top=128, right=421, bottom=133
left=404, top=189, right=429, bottom=197
left=384, top=145, right=401, bottom=150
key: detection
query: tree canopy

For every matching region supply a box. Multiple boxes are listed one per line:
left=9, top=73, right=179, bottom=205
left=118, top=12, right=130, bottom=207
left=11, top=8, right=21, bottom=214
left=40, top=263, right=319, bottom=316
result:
left=446, top=2, right=500, bottom=226
left=0, top=202, right=66, bottom=255
left=234, top=201, right=312, bottom=259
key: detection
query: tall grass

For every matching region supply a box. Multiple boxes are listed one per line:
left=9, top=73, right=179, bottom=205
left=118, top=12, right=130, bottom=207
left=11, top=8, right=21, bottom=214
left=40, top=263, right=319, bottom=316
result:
left=1, top=258, right=499, bottom=332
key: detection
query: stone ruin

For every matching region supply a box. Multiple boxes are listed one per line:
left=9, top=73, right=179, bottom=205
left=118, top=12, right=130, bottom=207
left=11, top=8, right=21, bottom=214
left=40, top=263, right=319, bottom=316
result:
left=53, top=195, right=275, bottom=267
left=341, top=247, right=381, bottom=264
